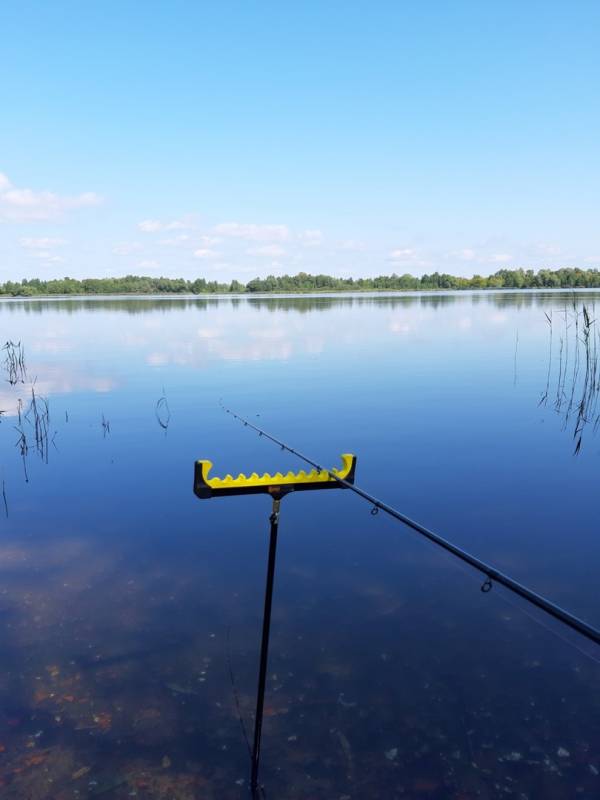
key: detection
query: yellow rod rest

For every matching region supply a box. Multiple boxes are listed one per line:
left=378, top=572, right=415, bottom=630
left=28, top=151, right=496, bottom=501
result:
left=194, top=453, right=356, bottom=499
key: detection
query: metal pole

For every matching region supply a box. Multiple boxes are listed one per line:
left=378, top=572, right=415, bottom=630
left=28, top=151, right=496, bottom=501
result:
left=251, top=496, right=281, bottom=796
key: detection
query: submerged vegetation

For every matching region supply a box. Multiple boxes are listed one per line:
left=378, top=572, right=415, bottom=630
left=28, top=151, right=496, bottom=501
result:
left=1, top=267, right=600, bottom=297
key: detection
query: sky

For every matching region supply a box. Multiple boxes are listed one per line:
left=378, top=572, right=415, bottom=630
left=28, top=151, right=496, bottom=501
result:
left=1, top=0, right=599, bottom=283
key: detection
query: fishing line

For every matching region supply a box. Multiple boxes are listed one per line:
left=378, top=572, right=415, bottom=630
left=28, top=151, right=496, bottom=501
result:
left=425, top=534, right=600, bottom=669
left=225, top=627, right=253, bottom=760
left=492, top=585, right=600, bottom=669
left=225, top=627, right=269, bottom=798
left=220, top=402, right=600, bottom=651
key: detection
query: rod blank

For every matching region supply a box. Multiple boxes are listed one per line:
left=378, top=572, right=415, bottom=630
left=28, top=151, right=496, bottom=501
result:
left=222, top=404, right=600, bottom=649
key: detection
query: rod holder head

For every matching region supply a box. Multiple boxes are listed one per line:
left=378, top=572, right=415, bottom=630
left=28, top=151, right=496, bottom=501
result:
left=193, top=454, right=357, bottom=500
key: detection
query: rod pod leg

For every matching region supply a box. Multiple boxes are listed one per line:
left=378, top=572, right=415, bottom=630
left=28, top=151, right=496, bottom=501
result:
left=251, top=497, right=281, bottom=796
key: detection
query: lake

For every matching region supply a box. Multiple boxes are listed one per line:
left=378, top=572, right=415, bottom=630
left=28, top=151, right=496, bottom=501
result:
left=1, top=290, right=599, bottom=799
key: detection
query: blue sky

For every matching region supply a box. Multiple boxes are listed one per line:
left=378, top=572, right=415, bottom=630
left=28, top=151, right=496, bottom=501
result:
left=1, top=1, right=599, bottom=282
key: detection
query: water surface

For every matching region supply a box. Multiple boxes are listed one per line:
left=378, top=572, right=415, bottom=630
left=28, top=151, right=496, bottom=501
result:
left=1, top=291, right=599, bottom=799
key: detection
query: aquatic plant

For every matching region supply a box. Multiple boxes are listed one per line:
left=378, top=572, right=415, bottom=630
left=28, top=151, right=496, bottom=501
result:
left=2, top=340, right=27, bottom=385
left=24, top=385, right=51, bottom=464
left=14, top=426, right=29, bottom=481
left=540, top=300, right=600, bottom=454
left=155, top=390, right=171, bottom=431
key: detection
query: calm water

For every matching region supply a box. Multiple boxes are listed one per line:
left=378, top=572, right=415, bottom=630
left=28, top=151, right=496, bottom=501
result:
left=1, top=291, right=599, bottom=799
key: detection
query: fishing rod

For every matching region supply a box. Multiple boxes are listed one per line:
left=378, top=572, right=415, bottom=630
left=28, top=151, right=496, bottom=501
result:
left=221, top=403, right=600, bottom=649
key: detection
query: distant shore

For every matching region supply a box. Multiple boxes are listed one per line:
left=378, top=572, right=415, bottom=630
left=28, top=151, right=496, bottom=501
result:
left=1, top=267, right=600, bottom=299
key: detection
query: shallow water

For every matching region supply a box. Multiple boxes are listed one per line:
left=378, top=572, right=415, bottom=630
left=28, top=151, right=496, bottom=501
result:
left=1, top=290, right=600, bottom=799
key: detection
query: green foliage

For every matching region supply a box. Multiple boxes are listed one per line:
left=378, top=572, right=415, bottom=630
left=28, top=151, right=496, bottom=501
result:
left=0, top=275, right=230, bottom=296
left=1, top=267, right=599, bottom=297
left=242, top=267, right=600, bottom=292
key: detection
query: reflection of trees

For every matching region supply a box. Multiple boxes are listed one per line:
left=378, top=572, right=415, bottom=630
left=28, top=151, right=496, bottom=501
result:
left=0, top=298, right=218, bottom=315
left=540, top=300, right=600, bottom=454
left=3, top=289, right=600, bottom=316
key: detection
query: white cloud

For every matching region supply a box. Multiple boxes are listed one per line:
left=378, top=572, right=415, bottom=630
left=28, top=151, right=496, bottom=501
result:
left=138, top=220, right=163, bottom=233
left=158, top=234, right=191, bottom=246
left=138, top=218, right=191, bottom=233
left=299, top=229, right=323, bottom=247
left=457, top=248, right=476, bottom=261
left=488, top=253, right=512, bottom=263
left=162, top=233, right=218, bottom=249
left=32, top=251, right=64, bottom=264
left=0, top=172, right=101, bottom=222
left=20, top=237, right=67, bottom=249
left=193, top=248, right=219, bottom=259
left=215, top=222, right=290, bottom=241
left=389, top=248, right=417, bottom=260
left=247, top=244, right=286, bottom=257
left=113, top=241, right=143, bottom=255
left=138, top=259, right=160, bottom=270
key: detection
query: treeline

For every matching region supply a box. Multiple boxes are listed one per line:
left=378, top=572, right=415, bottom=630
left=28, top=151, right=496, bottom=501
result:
left=0, top=276, right=233, bottom=296
left=1, top=268, right=600, bottom=297
left=245, top=267, right=600, bottom=292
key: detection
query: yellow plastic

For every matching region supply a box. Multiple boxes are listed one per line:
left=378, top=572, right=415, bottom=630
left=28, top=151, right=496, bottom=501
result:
left=197, top=453, right=355, bottom=490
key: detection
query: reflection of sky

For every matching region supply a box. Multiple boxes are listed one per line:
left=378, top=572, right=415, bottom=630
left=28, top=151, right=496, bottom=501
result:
left=1, top=291, right=564, bottom=381
left=0, top=368, right=116, bottom=417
